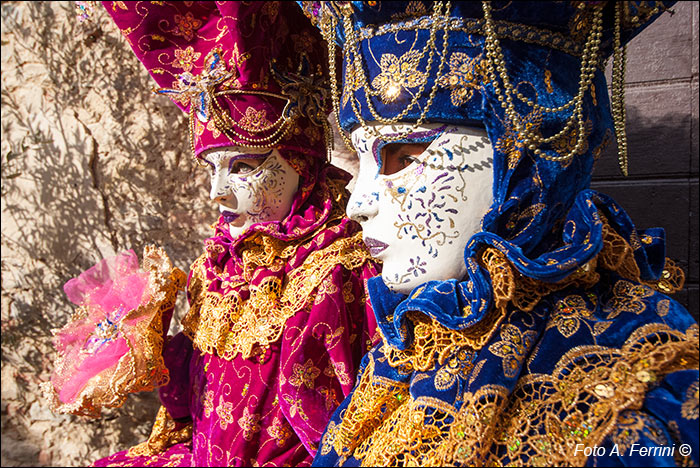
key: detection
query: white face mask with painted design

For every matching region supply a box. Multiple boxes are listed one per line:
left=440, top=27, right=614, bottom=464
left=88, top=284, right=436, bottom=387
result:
left=348, top=123, right=494, bottom=295
left=201, top=147, right=300, bottom=238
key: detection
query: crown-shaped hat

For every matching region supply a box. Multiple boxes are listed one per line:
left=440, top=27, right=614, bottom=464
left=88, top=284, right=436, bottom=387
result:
left=104, top=1, right=331, bottom=160
left=303, top=1, right=675, bottom=175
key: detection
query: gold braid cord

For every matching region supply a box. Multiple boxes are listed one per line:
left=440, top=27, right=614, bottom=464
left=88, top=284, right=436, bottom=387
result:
left=326, top=214, right=692, bottom=466
left=127, top=406, right=193, bottom=458
left=181, top=230, right=372, bottom=360
left=42, top=246, right=187, bottom=418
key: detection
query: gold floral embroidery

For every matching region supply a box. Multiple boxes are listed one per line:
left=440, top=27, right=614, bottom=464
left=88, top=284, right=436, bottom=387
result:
left=304, top=124, right=321, bottom=145
left=610, top=411, right=670, bottom=454
left=343, top=323, right=697, bottom=467
left=548, top=294, right=595, bottom=338
left=436, top=52, right=489, bottom=106
left=216, top=396, right=235, bottom=430
left=488, top=323, right=538, bottom=378
left=320, top=420, right=339, bottom=456
left=325, top=360, right=352, bottom=386
left=282, top=394, right=310, bottom=421
left=504, top=202, right=545, bottom=236
left=261, top=0, right=279, bottom=19
left=238, top=106, right=273, bottom=133
left=657, top=298, right=670, bottom=317
left=292, top=29, right=316, bottom=55
left=434, top=349, right=475, bottom=391
left=237, top=407, right=262, bottom=441
left=371, top=50, right=427, bottom=103
left=173, top=46, right=201, bottom=72
left=206, top=118, right=221, bottom=138
left=390, top=1, right=428, bottom=21
left=315, top=276, right=340, bottom=304
left=681, top=380, right=698, bottom=420
left=202, top=389, right=214, bottom=418
left=446, top=324, right=697, bottom=467
left=551, top=119, right=592, bottom=166
left=604, top=280, right=655, bottom=320
left=319, top=386, right=340, bottom=410
left=267, top=416, right=293, bottom=447
left=495, top=109, right=543, bottom=169
left=289, top=359, right=321, bottom=389
left=173, top=11, right=202, bottom=41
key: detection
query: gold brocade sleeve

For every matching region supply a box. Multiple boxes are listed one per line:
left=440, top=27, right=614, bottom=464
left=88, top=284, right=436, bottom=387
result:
left=42, top=246, right=187, bottom=418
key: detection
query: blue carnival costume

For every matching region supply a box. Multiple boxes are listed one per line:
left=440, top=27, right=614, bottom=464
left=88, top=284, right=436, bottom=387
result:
left=301, top=1, right=699, bottom=466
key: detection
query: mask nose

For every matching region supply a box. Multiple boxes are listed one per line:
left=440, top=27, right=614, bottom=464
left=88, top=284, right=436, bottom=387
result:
left=347, top=188, right=378, bottom=224
left=210, top=170, right=236, bottom=208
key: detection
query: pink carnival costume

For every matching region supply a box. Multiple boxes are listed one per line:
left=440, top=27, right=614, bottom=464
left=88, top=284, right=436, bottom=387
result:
left=91, top=1, right=380, bottom=466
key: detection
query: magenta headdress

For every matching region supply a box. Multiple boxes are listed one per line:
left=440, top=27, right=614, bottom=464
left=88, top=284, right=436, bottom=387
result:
left=104, top=1, right=331, bottom=160
left=104, top=1, right=346, bottom=247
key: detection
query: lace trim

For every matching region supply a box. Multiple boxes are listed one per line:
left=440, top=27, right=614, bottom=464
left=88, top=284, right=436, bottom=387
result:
left=182, top=231, right=371, bottom=360
left=326, top=353, right=410, bottom=460
left=42, top=246, right=186, bottom=418
left=329, top=323, right=698, bottom=466
left=435, top=324, right=699, bottom=467
left=324, top=213, right=693, bottom=465
left=127, top=406, right=193, bottom=458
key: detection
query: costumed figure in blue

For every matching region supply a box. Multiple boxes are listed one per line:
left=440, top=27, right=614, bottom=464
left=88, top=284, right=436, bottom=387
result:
left=300, top=1, right=699, bottom=466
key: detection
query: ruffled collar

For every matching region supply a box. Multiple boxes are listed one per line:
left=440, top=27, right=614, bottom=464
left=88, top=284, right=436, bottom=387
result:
left=371, top=189, right=670, bottom=353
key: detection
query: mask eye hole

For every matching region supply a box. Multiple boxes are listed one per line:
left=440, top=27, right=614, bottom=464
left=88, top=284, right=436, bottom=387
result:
left=228, top=157, right=265, bottom=175
left=380, top=142, right=430, bottom=176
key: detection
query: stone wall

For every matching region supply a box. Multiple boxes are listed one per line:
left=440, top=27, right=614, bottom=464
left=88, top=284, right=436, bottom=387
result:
left=1, top=2, right=696, bottom=467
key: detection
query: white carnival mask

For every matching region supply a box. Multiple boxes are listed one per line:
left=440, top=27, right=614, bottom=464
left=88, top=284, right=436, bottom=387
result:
left=348, top=123, right=494, bottom=294
left=201, top=147, right=300, bottom=238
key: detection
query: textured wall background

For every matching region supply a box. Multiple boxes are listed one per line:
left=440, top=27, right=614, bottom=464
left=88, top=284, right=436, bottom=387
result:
left=0, top=2, right=697, bottom=466
left=592, top=0, right=699, bottom=318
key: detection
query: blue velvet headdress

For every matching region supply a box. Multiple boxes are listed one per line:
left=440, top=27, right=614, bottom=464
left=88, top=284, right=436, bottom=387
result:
left=301, top=1, right=679, bottom=350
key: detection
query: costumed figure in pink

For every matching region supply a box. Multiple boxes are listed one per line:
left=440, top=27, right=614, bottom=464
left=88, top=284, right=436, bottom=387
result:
left=44, top=1, right=380, bottom=467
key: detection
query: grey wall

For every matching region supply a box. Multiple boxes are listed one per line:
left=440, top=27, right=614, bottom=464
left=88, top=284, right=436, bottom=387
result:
left=591, top=1, right=699, bottom=321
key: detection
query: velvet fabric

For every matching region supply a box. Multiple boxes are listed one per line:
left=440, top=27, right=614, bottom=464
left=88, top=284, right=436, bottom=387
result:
left=314, top=270, right=698, bottom=466
left=301, top=1, right=678, bottom=333
left=93, top=2, right=382, bottom=466
left=93, top=170, right=381, bottom=467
